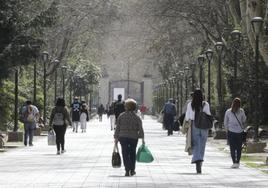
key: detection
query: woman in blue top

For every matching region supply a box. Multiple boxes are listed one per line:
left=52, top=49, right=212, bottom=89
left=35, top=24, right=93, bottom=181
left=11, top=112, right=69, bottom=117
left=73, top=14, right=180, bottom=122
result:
left=224, top=98, right=246, bottom=168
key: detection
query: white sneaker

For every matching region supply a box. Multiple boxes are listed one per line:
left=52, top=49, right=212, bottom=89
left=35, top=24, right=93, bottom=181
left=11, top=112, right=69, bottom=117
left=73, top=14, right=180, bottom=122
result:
left=61, top=149, right=66, bottom=154
left=231, top=163, right=239, bottom=168
left=57, top=151, right=60, bottom=155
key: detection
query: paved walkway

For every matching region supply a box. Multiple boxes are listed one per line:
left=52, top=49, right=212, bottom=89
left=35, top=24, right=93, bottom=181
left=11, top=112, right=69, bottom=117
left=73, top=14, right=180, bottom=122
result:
left=0, top=116, right=267, bottom=188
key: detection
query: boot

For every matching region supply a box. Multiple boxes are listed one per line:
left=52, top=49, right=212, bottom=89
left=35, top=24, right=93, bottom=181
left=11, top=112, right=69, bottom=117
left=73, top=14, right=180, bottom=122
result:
left=196, top=161, right=202, bottom=174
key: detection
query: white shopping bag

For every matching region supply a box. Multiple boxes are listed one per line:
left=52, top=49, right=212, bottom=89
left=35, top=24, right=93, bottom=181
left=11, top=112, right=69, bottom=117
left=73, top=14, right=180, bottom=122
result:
left=48, top=130, right=56, bottom=146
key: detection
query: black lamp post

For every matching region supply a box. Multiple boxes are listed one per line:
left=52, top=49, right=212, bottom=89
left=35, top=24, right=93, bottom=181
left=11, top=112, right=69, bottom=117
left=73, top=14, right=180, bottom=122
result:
left=42, top=51, right=49, bottom=126
left=184, top=66, right=190, bottom=101
left=179, top=71, right=184, bottom=115
left=215, top=42, right=224, bottom=128
left=231, top=29, right=242, bottom=97
left=251, top=16, right=263, bottom=142
left=53, top=60, right=60, bottom=104
left=205, top=49, right=213, bottom=104
left=14, top=68, right=19, bottom=132
left=33, top=61, right=37, bottom=105
left=197, top=54, right=205, bottom=90
left=190, top=63, right=195, bottom=91
left=61, top=65, right=68, bottom=100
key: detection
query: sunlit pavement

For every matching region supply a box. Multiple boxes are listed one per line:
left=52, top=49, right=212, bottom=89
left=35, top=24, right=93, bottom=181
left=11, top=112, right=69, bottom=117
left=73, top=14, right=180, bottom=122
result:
left=0, top=116, right=267, bottom=188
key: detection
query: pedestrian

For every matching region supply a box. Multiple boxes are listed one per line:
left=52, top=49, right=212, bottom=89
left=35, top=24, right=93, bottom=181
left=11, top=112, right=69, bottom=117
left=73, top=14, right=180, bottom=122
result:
left=114, top=94, right=125, bottom=124
left=114, top=98, right=145, bottom=176
left=97, top=104, right=105, bottom=122
left=108, top=101, right=116, bottom=130
left=71, top=97, right=81, bottom=133
left=162, top=98, right=176, bottom=136
left=224, top=97, right=246, bottom=169
left=139, top=104, right=147, bottom=119
left=185, top=89, right=211, bottom=174
left=80, top=104, right=89, bottom=133
left=49, top=98, right=71, bottom=155
left=21, top=100, right=39, bottom=146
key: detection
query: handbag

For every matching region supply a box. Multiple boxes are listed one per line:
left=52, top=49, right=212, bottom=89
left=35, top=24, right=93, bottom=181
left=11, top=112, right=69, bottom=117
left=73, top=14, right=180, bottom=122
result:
left=195, top=111, right=213, bottom=129
left=47, top=130, right=56, bottom=145
left=136, top=144, right=154, bottom=163
left=232, top=112, right=247, bottom=142
left=112, top=144, right=121, bottom=168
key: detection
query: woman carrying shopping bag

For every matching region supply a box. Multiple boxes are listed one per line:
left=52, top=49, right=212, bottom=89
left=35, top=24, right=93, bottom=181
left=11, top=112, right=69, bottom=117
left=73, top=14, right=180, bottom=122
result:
left=49, top=98, right=72, bottom=155
left=185, top=89, right=211, bottom=174
left=224, top=98, right=246, bottom=169
left=114, top=98, right=145, bottom=177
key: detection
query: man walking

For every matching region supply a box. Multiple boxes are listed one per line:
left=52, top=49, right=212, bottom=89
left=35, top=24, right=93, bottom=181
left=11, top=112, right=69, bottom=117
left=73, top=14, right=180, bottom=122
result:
left=21, top=100, right=39, bottom=146
left=71, top=97, right=81, bottom=133
left=114, top=94, right=125, bottom=124
left=162, top=98, right=176, bottom=136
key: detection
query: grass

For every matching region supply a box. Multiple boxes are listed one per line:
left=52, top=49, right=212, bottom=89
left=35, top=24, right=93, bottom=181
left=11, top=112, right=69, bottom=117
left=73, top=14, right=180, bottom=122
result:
left=241, top=155, right=268, bottom=174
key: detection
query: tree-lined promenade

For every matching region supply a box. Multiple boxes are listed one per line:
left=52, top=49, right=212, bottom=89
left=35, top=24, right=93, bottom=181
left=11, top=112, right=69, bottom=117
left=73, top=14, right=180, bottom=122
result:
left=0, top=117, right=267, bottom=188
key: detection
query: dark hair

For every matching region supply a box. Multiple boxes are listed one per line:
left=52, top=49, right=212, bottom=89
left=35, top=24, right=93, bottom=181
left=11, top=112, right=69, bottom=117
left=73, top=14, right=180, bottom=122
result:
left=231, top=98, right=241, bottom=113
left=118, top=94, right=122, bottom=100
left=26, top=100, right=32, bottom=105
left=191, top=89, right=203, bottom=111
left=56, top=98, right=65, bottom=107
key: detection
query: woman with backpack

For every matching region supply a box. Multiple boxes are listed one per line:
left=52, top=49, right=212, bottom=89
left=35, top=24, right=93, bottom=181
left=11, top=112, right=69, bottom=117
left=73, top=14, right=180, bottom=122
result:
left=185, top=89, right=211, bottom=174
left=49, top=98, right=71, bottom=155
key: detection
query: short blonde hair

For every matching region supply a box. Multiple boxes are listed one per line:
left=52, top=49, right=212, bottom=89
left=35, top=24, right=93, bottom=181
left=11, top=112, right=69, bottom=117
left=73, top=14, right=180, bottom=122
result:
left=124, top=98, right=137, bottom=111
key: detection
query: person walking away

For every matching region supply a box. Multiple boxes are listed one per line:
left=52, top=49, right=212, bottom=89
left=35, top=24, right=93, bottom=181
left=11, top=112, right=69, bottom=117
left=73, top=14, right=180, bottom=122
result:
left=108, top=101, right=116, bottom=130
left=97, top=104, right=105, bottom=122
left=114, top=98, right=145, bottom=176
left=139, top=104, right=147, bottom=119
left=21, top=100, right=39, bottom=146
left=80, top=104, right=89, bottom=133
left=224, top=98, right=246, bottom=169
left=71, top=97, right=81, bottom=133
left=114, top=94, right=125, bottom=124
left=49, top=98, right=72, bottom=155
left=185, top=89, right=211, bottom=174
left=162, top=98, right=176, bottom=136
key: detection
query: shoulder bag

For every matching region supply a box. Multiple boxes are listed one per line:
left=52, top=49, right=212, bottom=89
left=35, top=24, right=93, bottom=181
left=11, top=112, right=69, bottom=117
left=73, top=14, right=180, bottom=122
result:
left=195, top=103, right=213, bottom=129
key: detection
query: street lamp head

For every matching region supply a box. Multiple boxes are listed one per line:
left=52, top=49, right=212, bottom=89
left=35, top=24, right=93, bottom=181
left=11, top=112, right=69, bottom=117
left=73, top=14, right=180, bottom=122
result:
left=53, top=59, right=60, bottom=64
left=205, top=49, right=213, bottom=61
left=231, top=29, right=242, bottom=41
left=215, top=42, right=224, bottom=55
left=184, top=66, right=190, bottom=75
left=42, top=51, right=49, bottom=62
left=61, top=65, right=68, bottom=73
left=197, top=54, right=205, bottom=65
left=251, top=17, right=263, bottom=36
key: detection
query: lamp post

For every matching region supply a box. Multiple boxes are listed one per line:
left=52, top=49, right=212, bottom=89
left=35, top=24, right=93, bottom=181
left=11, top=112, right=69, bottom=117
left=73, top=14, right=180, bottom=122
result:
left=42, top=51, right=49, bottom=126
left=251, top=16, right=263, bottom=142
left=14, top=68, right=19, bottom=132
left=61, top=65, right=68, bottom=100
left=184, top=66, right=190, bottom=101
left=190, top=63, right=195, bottom=91
left=215, top=42, right=224, bottom=128
left=179, top=71, right=184, bottom=115
left=197, top=55, right=205, bottom=90
left=53, top=60, right=60, bottom=103
left=176, top=73, right=180, bottom=115
left=205, top=49, right=213, bottom=104
left=231, top=30, right=242, bottom=97
left=33, top=61, right=37, bottom=105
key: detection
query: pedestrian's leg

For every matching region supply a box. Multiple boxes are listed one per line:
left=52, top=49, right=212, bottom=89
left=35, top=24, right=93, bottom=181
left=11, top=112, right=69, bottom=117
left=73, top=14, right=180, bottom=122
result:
left=75, top=122, right=78, bottom=133
left=191, top=122, right=202, bottom=163
left=228, top=131, right=236, bottom=164
left=53, top=126, right=61, bottom=153
left=129, top=139, right=138, bottom=175
left=199, top=128, right=208, bottom=160
left=29, top=124, right=35, bottom=146
left=61, top=126, right=67, bottom=152
left=119, top=138, right=131, bottom=176
left=24, top=124, right=28, bottom=146
left=235, top=133, right=243, bottom=164
left=72, top=122, right=75, bottom=132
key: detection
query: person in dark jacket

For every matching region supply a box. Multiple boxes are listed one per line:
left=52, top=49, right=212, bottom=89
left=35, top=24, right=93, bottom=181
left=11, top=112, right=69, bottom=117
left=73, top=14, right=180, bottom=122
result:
left=114, top=94, right=125, bottom=124
left=114, top=98, right=145, bottom=177
left=97, top=104, right=105, bottom=122
left=49, top=98, right=71, bottom=155
left=162, top=98, right=176, bottom=136
left=71, top=97, right=81, bottom=133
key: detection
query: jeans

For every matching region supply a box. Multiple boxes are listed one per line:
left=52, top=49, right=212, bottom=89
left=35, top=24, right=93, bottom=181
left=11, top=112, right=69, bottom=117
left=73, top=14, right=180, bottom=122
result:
left=119, top=137, right=138, bottom=172
left=164, top=113, right=174, bottom=135
left=228, top=131, right=243, bottom=164
left=24, top=123, right=36, bottom=146
left=191, top=121, right=208, bottom=163
left=53, top=125, right=67, bottom=151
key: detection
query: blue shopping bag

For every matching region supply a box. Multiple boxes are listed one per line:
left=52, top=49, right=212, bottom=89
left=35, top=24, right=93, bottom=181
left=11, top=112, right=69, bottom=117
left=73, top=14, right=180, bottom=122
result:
left=136, top=144, right=154, bottom=163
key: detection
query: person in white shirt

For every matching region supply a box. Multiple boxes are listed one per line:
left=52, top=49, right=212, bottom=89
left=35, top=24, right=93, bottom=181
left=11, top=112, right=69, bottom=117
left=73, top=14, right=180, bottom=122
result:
left=185, top=89, right=211, bottom=174
left=224, top=98, right=246, bottom=169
